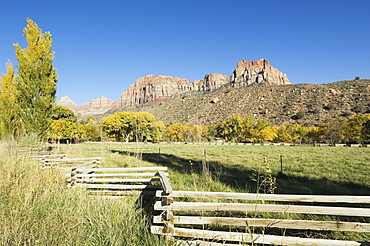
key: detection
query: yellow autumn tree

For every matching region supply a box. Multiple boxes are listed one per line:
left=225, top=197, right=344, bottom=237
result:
left=14, top=18, right=57, bottom=138
left=0, top=61, right=21, bottom=138
left=305, top=126, right=325, bottom=143
left=101, top=111, right=164, bottom=142
left=165, top=123, right=185, bottom=142
left=342, top=114, right=370, bottom=143
left=49, top=119, right=72, bottom=143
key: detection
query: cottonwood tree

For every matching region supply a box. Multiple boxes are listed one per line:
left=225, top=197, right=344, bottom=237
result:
left=101, top=111, right=164, bottom=142
left=165, top=123, right=184, bottom=142
left=361, top=118, right=370, bottom=143
left=14, top=18, right=57, bottom=138
left=342, top=114, right=370, bottom=143
left=51, top=105, right=77, bottom=122
left=0, top=61, right=21, bottom=138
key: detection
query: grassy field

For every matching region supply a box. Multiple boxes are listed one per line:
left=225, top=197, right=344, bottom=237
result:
left=1, top=142, right=370, bottom=245
left=63, top=142, right=370, bottom=195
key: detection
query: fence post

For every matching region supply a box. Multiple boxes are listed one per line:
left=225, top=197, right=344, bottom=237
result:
left=70, top=167, right=77, bottom=187
left=156, top=171, right=174, bottom=240
left=280, top=155, right=283, bottom=174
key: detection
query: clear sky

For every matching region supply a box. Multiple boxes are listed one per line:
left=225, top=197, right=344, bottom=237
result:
left=1, top=0, right=370, bottom=105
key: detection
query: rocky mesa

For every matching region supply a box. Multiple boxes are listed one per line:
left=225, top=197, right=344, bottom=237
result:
left=58, top=59, right=290, bottom=116
left=115, top=59, right=290, bottom=108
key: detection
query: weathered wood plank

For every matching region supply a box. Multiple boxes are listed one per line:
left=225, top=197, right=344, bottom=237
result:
left=59, top=157, right=102, bottom=161
left=32, top=154, right=66, bottom=159
left=156, top=170, right=173, bottom=194
left=85, top=167, right=167, bottom=172
left=151, top=226, right=368, bottom=246
left=157, top=191, right=370, bottom=204
left=153, top=216, right=370, bottom=232
left=75, top=184, right=162, bottom=190
left=44, top=157, right=101, bottom=163
left=176, top=240, right=236, bottom=246
left=89, top=190, right=155, bottom=196
left=154, top=201, right=370, bottom=217
left=67, top=172, right=168, bottom=178
left=74, top=160, right=99, bottom=168
left=68, top=178, right=160, bottom=183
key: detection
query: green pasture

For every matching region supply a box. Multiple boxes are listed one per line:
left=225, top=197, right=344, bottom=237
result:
left=64, top=142, right=370, bottom=195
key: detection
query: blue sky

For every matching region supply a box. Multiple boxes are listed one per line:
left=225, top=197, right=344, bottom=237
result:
left=1, top=0, right=370, bottom=105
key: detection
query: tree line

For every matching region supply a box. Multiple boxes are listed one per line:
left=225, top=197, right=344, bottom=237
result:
left=46, top=109, right=370, bottom=145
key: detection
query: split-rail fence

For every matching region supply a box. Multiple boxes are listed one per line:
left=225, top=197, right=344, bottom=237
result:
left=33, top=152, right=370, bottom=245
left=152, top=172, right=370, bottom=246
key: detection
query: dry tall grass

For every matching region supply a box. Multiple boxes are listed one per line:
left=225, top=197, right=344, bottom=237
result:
left=0, top=141, right=166, bottom=246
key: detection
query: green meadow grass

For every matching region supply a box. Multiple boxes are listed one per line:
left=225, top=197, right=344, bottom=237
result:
left=67, top=142, right=370, bottom=195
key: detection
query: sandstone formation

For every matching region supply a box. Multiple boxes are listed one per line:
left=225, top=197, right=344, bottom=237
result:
left=193, top=73, right=230, bottom=92
left=57, top=96, right=117, bottom=116
left=230, top=59, right=290, bottom=86
left=58, top=95, right=79, bottom=112
left=116, top=75, right=192, bottom=108
left=59, top=59, right=291, bottom=117
left=115, top=59, right=290, bottom=108
left=79, top=96, right=116, bottom=116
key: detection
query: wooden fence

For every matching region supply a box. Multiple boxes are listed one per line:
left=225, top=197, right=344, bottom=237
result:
left=41, top=157, right=101, bottom=169
left=67, top=166, right=168, bottom=196
left=33, top=151, right=370, bottom=245
left=152, top=174, right=370, bottom=246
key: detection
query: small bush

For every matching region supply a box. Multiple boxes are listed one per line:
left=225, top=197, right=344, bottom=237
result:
left=353, top=104, right=365, bottom=113
left=342, top=110, right=352, bottom=117
left=325, top=103, right=335, bottom=110
left=296, top=111, right=305, bottom=119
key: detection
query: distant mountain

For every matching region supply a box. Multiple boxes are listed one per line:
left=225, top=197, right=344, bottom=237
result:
left=58, top=95, right=116, bottom=116
left=58, top=59, right=290, bottom=117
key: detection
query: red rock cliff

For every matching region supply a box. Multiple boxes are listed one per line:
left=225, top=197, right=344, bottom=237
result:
left=230, top=59, right=290, bottom=86
left=58, top=59, right=290, bottom=116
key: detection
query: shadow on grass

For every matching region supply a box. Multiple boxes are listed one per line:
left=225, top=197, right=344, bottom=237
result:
left=111, top=150, right=370, bottom=195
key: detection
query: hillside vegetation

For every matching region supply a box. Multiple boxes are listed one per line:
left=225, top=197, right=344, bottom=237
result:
left=102, top=79, right=370, bottom=127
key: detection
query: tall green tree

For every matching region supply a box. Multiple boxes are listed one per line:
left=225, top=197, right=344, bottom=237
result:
left=0, top=61, right=21, bottom=138
left=14, top=18, right=57, bottom=138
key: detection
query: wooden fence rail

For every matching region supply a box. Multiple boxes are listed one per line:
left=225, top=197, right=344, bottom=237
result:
left=152, top=178, right=370, bottom=245
left=42, top=157, right=102, bottom=169
left=68, top=166, right=168, bottom=196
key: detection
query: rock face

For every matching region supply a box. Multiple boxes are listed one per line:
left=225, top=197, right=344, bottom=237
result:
left=57, top=96, right=117, bottom=116
left=115, top=59, right=290, bottom=108
left=58, top=95, right=79, bottom=112
left=116, top=75, right=192, bottom=108
left=193, top=73, right=230, bottom=91
left=79, top=96, right=116, bottom=116
left=59, top=59, right=290, bottom=117
left=230, top=59, right=290, bottom=86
